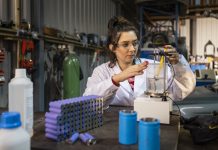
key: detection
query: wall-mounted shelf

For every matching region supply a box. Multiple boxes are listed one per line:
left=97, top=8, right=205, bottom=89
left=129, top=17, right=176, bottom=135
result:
left=0, top=27, right=104, bottom=51
left=0, top=28, right=17, bottom=40
left=0, top=27, right=40, bottom=41
left=43, top=35, right=104, bottom=50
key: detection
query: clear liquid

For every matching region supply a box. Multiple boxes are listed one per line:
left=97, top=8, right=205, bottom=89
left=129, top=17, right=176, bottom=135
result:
left=146, top=77, right=166, bottom=94
left=9, top=80, right=33, bottom=137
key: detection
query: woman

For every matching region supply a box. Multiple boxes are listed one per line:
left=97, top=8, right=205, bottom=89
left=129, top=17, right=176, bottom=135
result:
left=83, top=16, right=196, bottom=106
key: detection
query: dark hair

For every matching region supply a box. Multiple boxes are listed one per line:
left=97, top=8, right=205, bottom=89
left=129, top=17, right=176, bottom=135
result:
left=106, top=16, right=139, bottom=67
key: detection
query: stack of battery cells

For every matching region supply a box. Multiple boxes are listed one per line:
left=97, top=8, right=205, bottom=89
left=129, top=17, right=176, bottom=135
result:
left=45, top=95, right=103, bottom=141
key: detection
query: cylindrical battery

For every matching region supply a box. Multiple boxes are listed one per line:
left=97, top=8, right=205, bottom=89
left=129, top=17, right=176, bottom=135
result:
left=79, top=133, right=89, bottom=144
left=45, top=112, right=60, bottom=120
left=66, top=132, right=79, bottom=144
left=45, top=133, right=58, bottom=140
left=84, top=132, right=96, bottom=145
left=119, top=110, right=137, bottom=145
left=139, top=117, right=160, bottom=150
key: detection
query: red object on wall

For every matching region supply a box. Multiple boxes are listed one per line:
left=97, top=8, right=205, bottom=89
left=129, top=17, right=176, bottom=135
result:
left=20, top=39, right=34, bottom=72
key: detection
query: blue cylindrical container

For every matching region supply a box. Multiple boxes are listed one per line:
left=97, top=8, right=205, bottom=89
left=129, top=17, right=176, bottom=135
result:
left=0, top=112, right=30, bottom=150
left=119, top=110, right=137, bottom=145
left=139, top=117, right=160, bottom=150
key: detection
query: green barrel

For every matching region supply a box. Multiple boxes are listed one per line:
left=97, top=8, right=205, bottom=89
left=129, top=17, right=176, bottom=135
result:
left=63, top=53, right=80, bottom=98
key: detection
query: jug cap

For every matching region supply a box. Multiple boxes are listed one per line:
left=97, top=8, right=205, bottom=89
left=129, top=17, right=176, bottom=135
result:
left=15, top=68, right=26, bottom=78
left=0, top=112, right=21, bottom=128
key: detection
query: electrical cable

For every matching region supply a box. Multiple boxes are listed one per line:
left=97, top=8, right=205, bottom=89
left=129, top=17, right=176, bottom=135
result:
left=166, top=96, right=181, bottom=118
left=165, top=60, right=176, bottom=92
left=140, top=39, right=182, bottom=119
left=155, top=46, right=176, bottom=93
left=154, top=46, right=183, bottom=120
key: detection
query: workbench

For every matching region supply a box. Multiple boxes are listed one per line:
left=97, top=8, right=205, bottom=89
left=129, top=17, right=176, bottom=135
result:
left=31, top=106, right=179, bottom=150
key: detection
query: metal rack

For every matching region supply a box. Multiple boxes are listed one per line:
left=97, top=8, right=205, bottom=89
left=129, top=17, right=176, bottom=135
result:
left=136, top=0, right=188, bottom=49
left=0, top=27, right=103, bottom=50
left=0, top=28, right=18, bottom=40
left=43, top=35, right=104, bottom=50
left=0, top=27, right=104, bottom=112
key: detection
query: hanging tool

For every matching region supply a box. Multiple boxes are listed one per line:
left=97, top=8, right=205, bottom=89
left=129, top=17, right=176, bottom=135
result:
left=0, top=69, right=5, bottom=85
left=204, top=40, right=216, bottom=69
left=0, top=48, right=5, bottom=62
left=20, top=39, right=34, bottom=74
left=0, top=48, right=6, bottom=85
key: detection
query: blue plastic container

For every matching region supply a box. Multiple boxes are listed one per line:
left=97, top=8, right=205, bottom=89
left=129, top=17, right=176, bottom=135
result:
left=119, top=110, right=137, bottom=145
left=0, top=112, right=21, bottom=128
left=0, top=112, right=30, bottom=150
left=139, top=117, right=160, bottom=150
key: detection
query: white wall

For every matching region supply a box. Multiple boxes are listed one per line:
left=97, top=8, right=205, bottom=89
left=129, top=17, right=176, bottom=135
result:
left=180, top=19, right=190, bottom=53
left=195, top=18, right=218, bottom=57
left=180, top=17, right=218, bottom=57
left=43, top=0, right=116, bottom=35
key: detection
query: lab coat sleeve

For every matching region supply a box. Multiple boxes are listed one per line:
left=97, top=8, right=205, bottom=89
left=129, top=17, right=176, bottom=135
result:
left=83, top=65, right=119, bottom=99
left=169, top=55, right=196, bottom=100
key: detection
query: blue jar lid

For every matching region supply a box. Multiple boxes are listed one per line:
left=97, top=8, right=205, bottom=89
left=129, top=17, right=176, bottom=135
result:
left=139, top=117, right=160, bottom=126
left=119, top=110, right=137, bottom=117
left=0, top=112, right=21, bottom=128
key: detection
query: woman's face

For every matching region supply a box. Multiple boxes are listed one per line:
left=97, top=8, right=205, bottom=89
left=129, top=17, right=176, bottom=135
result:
left=112, top=31, right=138, bottom=66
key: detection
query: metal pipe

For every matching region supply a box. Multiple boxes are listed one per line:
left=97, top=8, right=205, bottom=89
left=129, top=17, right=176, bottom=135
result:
left=11, top=0, right=21, bottom=68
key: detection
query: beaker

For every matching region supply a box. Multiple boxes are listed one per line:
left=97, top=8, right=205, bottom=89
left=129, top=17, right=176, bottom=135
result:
left=146, top=63, right=168, bottom=96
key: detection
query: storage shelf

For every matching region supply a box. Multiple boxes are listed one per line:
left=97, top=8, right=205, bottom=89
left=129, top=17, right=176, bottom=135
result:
left=0, top=27, right=104, bottom=50
left=43, top=35, right=104, bottom=50
left=0, top=27, right=17, bottom=40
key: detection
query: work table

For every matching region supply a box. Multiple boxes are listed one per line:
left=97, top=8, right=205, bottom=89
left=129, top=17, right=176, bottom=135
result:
left=31, top=106, right=179, bottom=150
left=1, top=102, right=218, bottom=149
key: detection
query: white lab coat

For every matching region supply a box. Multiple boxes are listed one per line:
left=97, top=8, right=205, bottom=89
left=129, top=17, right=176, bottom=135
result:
left=83, top=55, right=196, bottom=106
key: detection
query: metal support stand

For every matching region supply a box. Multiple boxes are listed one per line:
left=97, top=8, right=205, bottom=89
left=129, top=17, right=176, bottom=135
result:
left=31, top=0, right=45, bottom=112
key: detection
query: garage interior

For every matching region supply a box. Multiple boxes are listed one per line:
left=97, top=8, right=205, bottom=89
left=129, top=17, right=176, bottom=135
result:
left=0, top=0, right=218, bottom=150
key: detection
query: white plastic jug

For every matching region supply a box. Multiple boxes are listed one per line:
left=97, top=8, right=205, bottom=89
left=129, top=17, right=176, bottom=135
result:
left=8, top=68, right=33, bottom=136
left=0, top=112, right=30, bottom=150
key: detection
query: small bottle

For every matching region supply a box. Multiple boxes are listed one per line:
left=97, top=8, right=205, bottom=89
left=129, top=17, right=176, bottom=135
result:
left=8, top=68, right=33, bottom=136
left=0, top=112, right=30, bottom=150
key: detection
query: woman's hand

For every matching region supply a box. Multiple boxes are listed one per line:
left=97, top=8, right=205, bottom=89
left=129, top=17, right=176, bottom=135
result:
left=163, top=45, right=179, bottom=65
left=112, top=61, right=149, bottom=84
left=166, top=51, right=179, bottom=65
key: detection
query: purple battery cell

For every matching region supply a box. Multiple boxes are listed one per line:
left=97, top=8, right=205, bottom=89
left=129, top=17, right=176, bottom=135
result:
left=49, top=101, right=65, bottom=109
left=45, top=112, right=60, bottom=120
left=45, top=133, right=58, bottom=140
left=79, top=133, right=95, bottom=146
left=79, top=133, right=89, bottom=144
left=46, top=128, right=59, bottom=135
left=66, top=132, right=79, bottom=144
left=46, top=133, right=63, bottom=142
left=49, top=107, right=62, bottom=114
left=45, top=123, right=58, bottom=130
left=84, top=132, right=96, bottom=145
left=45, top=118, right=58, bottom=125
